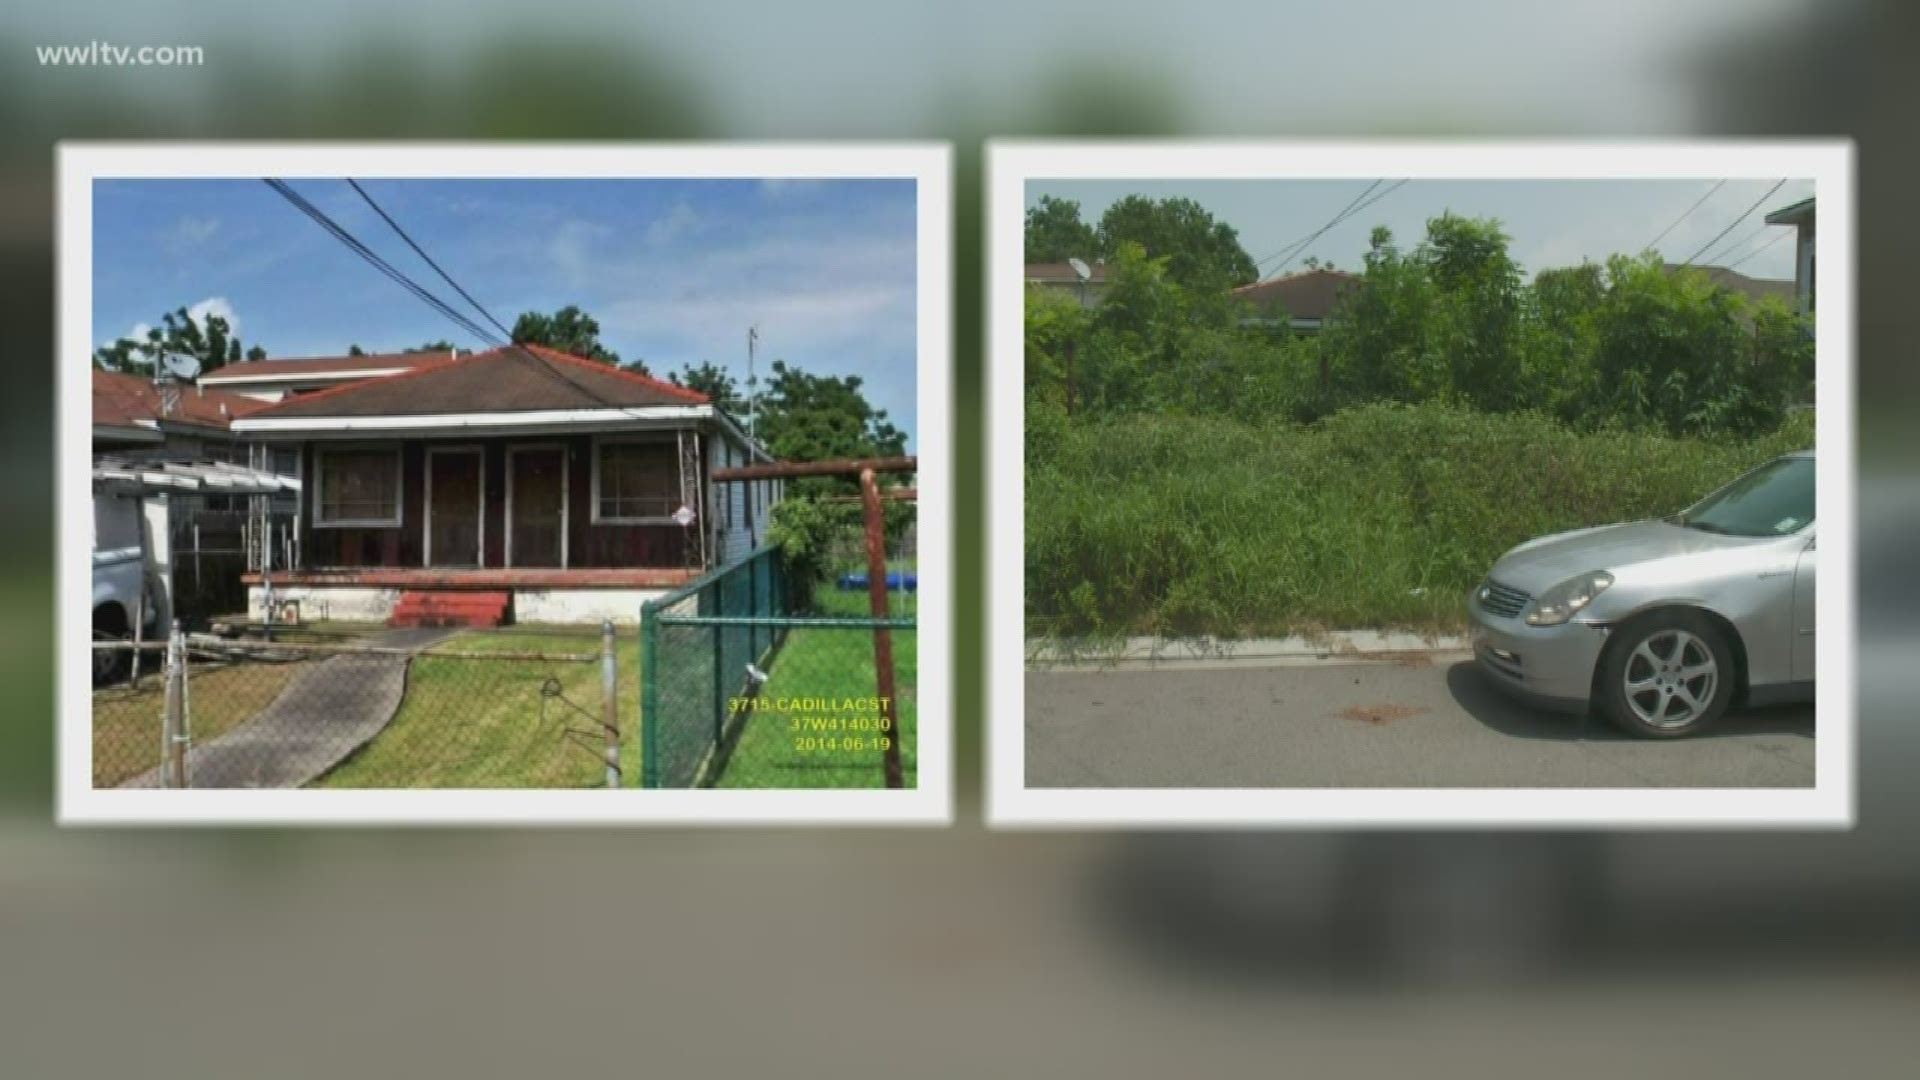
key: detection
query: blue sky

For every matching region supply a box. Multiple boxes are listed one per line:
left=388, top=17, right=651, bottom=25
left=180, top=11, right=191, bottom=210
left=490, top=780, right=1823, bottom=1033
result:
left=1027, top=178, right=1816, bottom=285
left=93, top=177, right=920, bottom=447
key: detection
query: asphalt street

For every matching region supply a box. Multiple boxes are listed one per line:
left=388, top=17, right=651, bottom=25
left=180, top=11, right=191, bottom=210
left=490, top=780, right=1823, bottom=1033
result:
left=1025, top=656, right=1815, bottom=788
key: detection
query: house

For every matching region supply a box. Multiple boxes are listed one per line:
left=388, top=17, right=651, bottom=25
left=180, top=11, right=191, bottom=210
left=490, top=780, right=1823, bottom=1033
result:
left=1661, top=263, right=1797, bottom=310
left=1025, top=261, right=1109, bottom=308
left=1763, top=197, right=1816, bottom=316
left=93, top=369, right=305, bottom=626
left=1231, top=268, right=1364, bottom=335
left=226, top=344, right=783, bottom=626
left=197, top=349, right=458, bottom=403
left=92, top=368, right=268, bottom=458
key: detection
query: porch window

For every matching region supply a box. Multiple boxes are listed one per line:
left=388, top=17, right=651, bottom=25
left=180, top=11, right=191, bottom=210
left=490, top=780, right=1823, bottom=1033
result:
left=592, top=439, right=679, bottom=523
left=314, top=447, right=402, bottom=527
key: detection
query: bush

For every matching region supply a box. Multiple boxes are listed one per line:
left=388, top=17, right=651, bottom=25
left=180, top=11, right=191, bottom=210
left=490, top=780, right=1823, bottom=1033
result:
left=1026, top=401, right=1813, bottom=638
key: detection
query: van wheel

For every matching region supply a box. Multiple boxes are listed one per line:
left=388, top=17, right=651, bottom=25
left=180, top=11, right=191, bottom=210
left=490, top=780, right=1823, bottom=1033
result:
left=93, top=608, right=131, bottom=686
left=1599, top=612, right=1735, bottom=738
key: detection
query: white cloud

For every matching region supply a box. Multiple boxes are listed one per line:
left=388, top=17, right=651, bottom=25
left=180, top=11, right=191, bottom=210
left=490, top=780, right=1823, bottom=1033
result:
left=646, top=201, right=701, bottom=246
left=186, top=297, right=240, bottom=337
left=162, top=215, right=220, bottom=255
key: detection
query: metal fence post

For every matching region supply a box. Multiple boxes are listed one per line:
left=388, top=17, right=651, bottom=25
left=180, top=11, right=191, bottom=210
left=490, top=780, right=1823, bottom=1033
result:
left=601, top=619, right=619, bottom=790
left=162, top=621, right=187, bottom=788
left=860, top=469, right=906, bottom=789
left=640, top=602, right=660, bottom=789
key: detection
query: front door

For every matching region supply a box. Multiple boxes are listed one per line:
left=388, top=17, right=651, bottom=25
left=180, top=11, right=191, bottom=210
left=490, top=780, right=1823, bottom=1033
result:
left=508, top=446, right=566, bottom=567
left=426, top=448, right=482, bottom=567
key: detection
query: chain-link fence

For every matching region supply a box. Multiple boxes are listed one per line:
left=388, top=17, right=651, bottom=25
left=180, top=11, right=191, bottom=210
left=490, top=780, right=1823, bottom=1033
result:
left=91, top=624, right=629, bottom=789
left=641, top=542, right=918, bottom=788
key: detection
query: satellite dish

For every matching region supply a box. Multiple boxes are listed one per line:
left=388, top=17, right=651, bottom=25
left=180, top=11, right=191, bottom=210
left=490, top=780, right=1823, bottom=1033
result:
left=159, top=352, right=202, bottom=381
left=1067, top=257, right=1092, bottom=282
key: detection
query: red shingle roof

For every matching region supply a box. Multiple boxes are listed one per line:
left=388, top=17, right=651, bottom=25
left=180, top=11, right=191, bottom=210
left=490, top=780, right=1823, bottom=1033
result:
left=1231, top=268, right=1364, bottom=322
left=93, top=369, right=267, bottom=432
left=244, top=344, right=708, bottom=419
left=198, top=350, right=451, bottom=382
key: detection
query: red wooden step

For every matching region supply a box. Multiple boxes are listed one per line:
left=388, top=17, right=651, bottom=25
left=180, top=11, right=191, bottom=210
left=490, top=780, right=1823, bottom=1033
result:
left=388, top=590, right=511, bottom=628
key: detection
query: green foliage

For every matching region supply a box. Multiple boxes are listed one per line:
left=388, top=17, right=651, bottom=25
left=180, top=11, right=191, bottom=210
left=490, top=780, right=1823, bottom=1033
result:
left=1024, top=195, right=1099, bottom=263
left=347, top=340, right=458, bottom=356
left=767, top=492, right=914, bottom=609
left=94, top=307, right=264, bottom=374
left=1027, top=402, right=1815, bottom=638
left=511, top=304, right=638, bottom=371
left=1095, top=194, right=1258, bottom=290
left=1026, top=209, right=1815, bottom=440
left=668, top=360, right=744, bottom=416
left=753, top=359, right=907, bottom=467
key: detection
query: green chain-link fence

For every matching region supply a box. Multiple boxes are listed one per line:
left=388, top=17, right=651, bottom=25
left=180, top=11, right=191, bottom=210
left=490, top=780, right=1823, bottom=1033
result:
left=640, top=545, right=918, bottom=788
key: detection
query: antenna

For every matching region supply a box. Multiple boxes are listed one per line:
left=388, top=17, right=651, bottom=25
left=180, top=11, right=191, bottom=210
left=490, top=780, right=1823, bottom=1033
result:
left=746, top=325, right=759, bottom=447
left=1067, top=257, right=1091, bottom=282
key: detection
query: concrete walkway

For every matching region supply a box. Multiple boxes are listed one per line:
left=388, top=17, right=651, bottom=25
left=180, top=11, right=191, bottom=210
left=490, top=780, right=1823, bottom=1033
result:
left=125, top=628, right=456, bottom=789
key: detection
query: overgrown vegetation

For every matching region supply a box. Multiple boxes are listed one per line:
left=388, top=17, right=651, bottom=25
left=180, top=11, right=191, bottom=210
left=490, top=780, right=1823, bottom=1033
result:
left=1025, top=200, right=1816, bottom=638
left=1029, top=404, right=1813, bottom=637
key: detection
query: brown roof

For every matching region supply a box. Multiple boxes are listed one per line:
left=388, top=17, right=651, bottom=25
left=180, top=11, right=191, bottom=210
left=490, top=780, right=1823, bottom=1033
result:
left=1232, top=268, right=1363, bottom=322
left=245, top=344, right=708, bottom=419
left=198, top=350, right=452, bottom=382
left=1663, top=264, right=1797, bottom=308
left=93, top=369, right=267, bottom=432
left=1025, top=261, right=1109, bottom=284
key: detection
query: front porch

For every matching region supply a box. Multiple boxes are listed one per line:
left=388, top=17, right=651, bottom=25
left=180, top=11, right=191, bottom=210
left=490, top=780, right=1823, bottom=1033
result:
left=244, top=567, right=698, bottom=627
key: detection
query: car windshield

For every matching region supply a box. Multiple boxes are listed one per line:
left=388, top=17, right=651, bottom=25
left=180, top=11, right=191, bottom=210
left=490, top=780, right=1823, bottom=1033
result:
left=1672, top=456, right=1814, bottom=537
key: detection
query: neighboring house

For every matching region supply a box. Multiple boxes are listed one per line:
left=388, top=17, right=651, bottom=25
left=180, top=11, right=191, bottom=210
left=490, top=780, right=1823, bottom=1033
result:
left=1231, top=268, right=1363, bottom=334
left=1025, top=261, right=1109, bottom=308
left=92, top=368, right=267, bottom=458
left=1764, top=196, right=1816, bottom=316
left=227, top=344, right=782, bottom=626
left=1662, top=263, right=1798, bottom=311
left=197, top=349, right=458, bottom=403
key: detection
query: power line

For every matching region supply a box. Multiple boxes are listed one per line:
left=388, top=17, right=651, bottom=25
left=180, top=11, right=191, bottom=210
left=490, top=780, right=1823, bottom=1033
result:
left=347, top=179, right=519, bottom=343
left=1255, top=180, right=1380, bottom=269
left=1255, top=179, right=1408, bottom=279
left=1722, top=229, right=1791, bottom=273
left=262, top=179, right=505, bottom=348
left=1643, top=179, right=1725, bottom=254
left=1682, top=179, right=1788, bottom=267
left=1696, top=221, right=1773, bottom=268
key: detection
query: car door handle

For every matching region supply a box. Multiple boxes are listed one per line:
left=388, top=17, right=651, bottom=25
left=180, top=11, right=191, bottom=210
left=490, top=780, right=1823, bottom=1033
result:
left=1757, top=570, right=1792, bottom=579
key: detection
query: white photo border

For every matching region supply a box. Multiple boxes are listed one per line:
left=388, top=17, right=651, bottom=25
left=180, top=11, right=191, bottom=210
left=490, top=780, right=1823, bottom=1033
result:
left=59, top=141, right=953, bottom=826
left=988, top=140, right=1855, bottom=829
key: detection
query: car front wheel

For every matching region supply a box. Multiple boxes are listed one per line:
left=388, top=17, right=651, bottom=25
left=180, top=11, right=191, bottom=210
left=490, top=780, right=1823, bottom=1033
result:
left=1598, top=612, right=1736, bottom=738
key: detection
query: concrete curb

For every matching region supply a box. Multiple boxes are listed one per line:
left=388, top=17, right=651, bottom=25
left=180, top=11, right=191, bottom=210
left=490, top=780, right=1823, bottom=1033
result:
left=1027, top=631, right=1472, bottom=672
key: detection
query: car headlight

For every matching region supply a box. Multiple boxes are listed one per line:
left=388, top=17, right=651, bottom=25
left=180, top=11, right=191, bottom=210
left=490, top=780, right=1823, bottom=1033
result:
left=1523, top=570, right=1614, bottom=626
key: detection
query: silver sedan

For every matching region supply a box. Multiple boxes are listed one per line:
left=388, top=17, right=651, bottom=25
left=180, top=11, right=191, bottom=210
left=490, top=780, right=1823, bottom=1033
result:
left=1468, top=451, right=1815, bottom=738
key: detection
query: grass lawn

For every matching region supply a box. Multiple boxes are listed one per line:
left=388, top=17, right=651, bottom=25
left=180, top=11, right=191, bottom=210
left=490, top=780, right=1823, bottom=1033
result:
left=318, top=629, right=640, bottom=789
left=1027, top=402, right=1815, bottom=639
left=92, top=658, right=316, bottom=788
left=716, top=582, right=918, bottom=789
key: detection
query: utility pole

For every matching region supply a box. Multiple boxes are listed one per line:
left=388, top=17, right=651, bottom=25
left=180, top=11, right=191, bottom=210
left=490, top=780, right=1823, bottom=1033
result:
left=746, top=325, right=759, bottom=445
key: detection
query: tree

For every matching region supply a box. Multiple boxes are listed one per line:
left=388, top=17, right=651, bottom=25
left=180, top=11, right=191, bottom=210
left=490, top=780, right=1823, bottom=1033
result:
left=94, top=306, right=264, bottom=375
left=1095, top=195, right=1258, bottom=290
left=753, top=359, right=906, bottom=465
left=1024, top=195, right=1100, bottom=264
left=347, top=339, right=459, bottom=356
left=668, top=361, right=744, bottom=415
left=511, top=304, right=642, bottom=372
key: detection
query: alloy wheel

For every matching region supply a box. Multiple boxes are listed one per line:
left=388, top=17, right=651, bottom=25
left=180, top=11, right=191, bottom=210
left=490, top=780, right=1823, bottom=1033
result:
left=1622, top=628, right=1718, bottom=729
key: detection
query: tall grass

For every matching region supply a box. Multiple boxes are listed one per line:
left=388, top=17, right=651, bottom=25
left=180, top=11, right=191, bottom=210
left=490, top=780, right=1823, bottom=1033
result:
left=1026, top=401, right=1814, bottom=638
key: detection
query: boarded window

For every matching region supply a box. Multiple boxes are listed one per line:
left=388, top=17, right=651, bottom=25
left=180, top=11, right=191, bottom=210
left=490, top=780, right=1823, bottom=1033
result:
left=595, top=441, right=678, bottom=522
left=316, top=448, right=401, bottom=526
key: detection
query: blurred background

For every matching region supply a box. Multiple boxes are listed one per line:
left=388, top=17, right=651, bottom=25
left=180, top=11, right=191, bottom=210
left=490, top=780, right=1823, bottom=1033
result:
left=6, top=1, right=1918, bottom=1075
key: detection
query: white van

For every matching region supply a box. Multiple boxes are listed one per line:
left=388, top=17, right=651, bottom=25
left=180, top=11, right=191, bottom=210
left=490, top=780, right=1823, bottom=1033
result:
left=92, top=491, right=161, bottom=683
